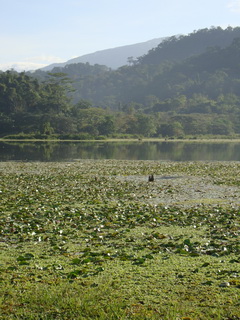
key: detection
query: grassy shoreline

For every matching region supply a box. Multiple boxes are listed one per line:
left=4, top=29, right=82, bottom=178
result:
left=0, top=160, right=239, bottom=319
left=1, top=132, right=240, bottom=143
left=2, top=137, right=240, bottom=143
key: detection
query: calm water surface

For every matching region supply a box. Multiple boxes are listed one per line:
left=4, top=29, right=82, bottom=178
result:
left=0, top=140, right=240, bottom=161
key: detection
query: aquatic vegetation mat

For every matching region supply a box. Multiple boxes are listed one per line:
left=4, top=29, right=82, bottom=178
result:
left=0, top=160, right=239, bottom=319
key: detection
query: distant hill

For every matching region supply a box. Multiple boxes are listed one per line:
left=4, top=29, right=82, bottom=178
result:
left=3, top=26, right=240, bottom=138
left=38, top=26, right=240, bottom=110
left=33, top=26, right=240, bottom=105
left=139, top=26, right=240, bottom=65
left=40, top=38, right=166, bottom=71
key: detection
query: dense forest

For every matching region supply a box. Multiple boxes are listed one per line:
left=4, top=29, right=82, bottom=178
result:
left=1, top=26, right=240, bottom=139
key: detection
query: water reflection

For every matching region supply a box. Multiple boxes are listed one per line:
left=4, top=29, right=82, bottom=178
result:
left=0, top=140, right=239, bottom=161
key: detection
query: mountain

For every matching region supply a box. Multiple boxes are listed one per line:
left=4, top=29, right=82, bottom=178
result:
left=39, top=26, right=240, bottom=110
left=139, top=26, right=240, bottom=65
left=2, top=26, right=240, bottom=138
left=40, top=37, right=167, bottom=71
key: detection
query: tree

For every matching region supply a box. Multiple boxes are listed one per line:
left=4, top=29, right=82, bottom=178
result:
left=98, top=115, right=115, bottom=135
left=41, top=121, right=55, bottom=135
left=127, top=56, right=138, bottom=66
left=40, top=72, right=74, bottom=113
left=159, top=121, right=184, bottom=137
left=0, top=71, right=41, bottom=115
left=0, top=113, right=15, bottom=134
left=135, top=114, right=156, bottom=136
left=209, top=117, right=233, bottom=135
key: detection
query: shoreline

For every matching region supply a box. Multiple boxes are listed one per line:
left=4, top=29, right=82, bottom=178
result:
left=1, top=137, right=240, bottom=143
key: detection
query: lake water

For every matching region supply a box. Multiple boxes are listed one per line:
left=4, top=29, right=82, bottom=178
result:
left=0, top=140, right=240, bottom=162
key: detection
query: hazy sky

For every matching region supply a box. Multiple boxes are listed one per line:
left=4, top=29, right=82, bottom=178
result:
left=1, top=0, right=240, bottom=71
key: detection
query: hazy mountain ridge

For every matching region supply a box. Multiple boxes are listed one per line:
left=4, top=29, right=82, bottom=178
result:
left=38, top=26, right=240, bottom=108
left=44, top=26, right=240, bottom=73
left=40, top=38, right=166, bottom=71
left=139, top=26, right=240, bottom=65
left=2, top=26, right=240, bottom=138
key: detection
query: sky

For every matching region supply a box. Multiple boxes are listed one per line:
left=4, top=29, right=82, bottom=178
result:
left=1, top=0, right=240, bottom=71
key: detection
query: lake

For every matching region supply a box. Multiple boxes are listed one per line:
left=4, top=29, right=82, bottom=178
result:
left=0, top=140, right=240, bottom=161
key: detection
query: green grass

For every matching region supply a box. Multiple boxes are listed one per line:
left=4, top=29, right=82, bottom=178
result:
left=0, top=160, right=239, bottom=319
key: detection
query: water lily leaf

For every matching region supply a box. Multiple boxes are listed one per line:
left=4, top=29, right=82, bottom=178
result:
left=95, top=267, right=104, bottom=272
left=67, top=270, right=83, bottom=279
left=17, top=253, right=34, bottom=262
left=189, top=252, right=200, bottom=257
left=201, top=262, right=210, bottom=268
left=178, top=249, right=190, bottom=254
left=144, top=254, right=154, bottom=260
left=71, top=258, right=81, bottom=265
left=229, top=259, right=239, bottom=263
left=18, top=261, right=30, bottom=266
left=152, top=232, right=167, bottom=239
left=90, top=283, right=99, bottom=287
left=7, top=266, right=18, bottom=271
left=25, top=253, right=35, bottom=259
left=202, top=281, right=213, bottom=286
left=183, top=239, right=192, bottom=246
left=133, top=258, right=146, bottom=265
left=81, top=258, right=92, bottom=264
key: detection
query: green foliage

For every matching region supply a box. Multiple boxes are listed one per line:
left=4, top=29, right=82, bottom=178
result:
left=138, top=26, right=240, bottom=65
left=2, top=27, right=240, bottom=138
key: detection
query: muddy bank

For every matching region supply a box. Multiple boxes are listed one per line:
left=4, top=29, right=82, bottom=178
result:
left=118, top=173, right=239, bottom=207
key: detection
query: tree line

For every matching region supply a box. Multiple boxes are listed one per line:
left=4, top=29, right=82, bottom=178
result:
left=1, top=26, right=240, bottom=138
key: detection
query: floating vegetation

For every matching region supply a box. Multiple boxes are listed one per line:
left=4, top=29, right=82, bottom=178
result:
left=0, top=160, right=239, bottom=319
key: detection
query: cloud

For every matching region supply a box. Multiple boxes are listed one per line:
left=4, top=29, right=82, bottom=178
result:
left=227, top=0, right=240, bottom=13
left=0, top=62, right=47, bottom=72
left=23, top=55, right=64, bottom=64
left=0, top=56, right=65, bottom=72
